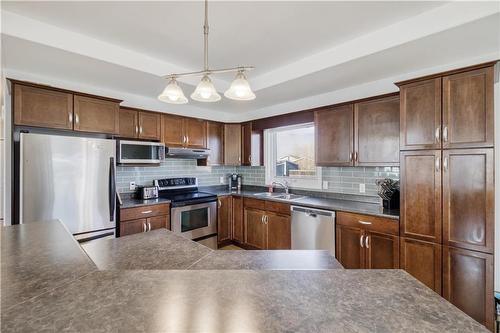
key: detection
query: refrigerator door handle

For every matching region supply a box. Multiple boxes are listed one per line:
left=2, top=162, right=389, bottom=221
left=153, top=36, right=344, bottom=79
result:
left=109, top=157, right=116, bottom=221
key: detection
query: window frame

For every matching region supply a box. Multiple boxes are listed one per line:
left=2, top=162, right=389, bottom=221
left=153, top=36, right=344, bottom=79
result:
left=264, top=122, right=322, bottom=190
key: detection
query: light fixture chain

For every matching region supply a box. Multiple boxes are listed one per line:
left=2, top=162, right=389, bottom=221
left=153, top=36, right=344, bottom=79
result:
left=203, top=0, right=209, bottom=71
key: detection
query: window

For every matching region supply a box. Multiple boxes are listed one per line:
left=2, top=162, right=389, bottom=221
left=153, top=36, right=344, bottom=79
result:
left=264, top=123, right=321, bottom=189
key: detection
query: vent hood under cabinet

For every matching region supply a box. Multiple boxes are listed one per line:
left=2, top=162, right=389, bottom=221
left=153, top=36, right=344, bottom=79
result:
left=165, top=147, right=210, bottom=159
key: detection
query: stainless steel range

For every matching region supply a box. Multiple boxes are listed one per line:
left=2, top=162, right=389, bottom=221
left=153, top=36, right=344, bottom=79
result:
left=153, top=177, right=217, bottom=249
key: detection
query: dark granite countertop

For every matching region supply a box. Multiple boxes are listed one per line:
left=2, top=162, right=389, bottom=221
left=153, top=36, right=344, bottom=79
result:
left=202, top=186, right=400, bottom=220
left=1, top=220, right=488, bottom=332
left=120, top=196, right=171, bottom=208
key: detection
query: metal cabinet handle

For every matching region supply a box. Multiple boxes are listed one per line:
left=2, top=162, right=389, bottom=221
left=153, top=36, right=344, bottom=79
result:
left=75, top=113, right=79, bottom=124
left=443, top=126, right=448, bottom=142
left=141, top=210, right=153, bottom=214
left=365, top=235, right=370, bottom=248
left=69, top=112, right=73, bottom=123
left=135, top=125, right=139, bottom=134
left=354, top=151, right=358, bottom=162
left=142, top=222, right=146, bottom=232
left=147, top=222, right=151, bottom=232
left=264, top=215, right=269, bottom=224
left=186, top=136, right=189, bottom=144
left=218, top=199, right=221, bottom=208
left=443, top=157, right=448, bottom=171
left=435, top=157, right=440, bottom=172
left=261, top=215, right=264, bottom=224
left=139, top=126, right=143, bottom=134
left=435, top=127, right=440, bottom=143
left=360, top=235, right=364, bottom=248
left=349, top=152, right=353, bottom=162
left=249, top=155, right=252, bottom=164
left=358, top=221, right=372, bottom=225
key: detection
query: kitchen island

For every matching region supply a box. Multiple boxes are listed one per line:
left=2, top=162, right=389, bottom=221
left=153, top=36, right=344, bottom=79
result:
left=1, top=220, right=488, bottom=332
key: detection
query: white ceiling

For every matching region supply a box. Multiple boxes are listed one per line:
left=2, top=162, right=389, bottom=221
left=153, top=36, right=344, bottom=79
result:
left=2, top=1, right=499, bottom=122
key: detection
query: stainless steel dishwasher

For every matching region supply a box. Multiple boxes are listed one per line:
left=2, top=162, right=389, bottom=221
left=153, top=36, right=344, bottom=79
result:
left=291, top=206, right=335, bottom=255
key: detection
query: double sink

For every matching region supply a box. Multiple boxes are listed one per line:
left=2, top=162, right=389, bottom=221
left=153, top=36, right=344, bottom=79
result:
left=253, top=192, right=305, bottom=201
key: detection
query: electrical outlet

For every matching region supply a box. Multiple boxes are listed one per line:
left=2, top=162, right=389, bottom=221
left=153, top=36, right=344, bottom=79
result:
left=129, top=181, right=136, bottom=191
left=219, top=176, right=225, bottom=184
left=322, top=181, right=329, bottom=189
left=359, top=183, right=365, bottom=193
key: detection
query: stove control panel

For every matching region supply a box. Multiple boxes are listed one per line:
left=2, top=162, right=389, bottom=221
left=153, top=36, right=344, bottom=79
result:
left=154, top=177, right=198, bottom=189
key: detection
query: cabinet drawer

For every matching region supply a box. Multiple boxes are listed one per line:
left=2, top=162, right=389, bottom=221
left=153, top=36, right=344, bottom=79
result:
left=265, top=201, right=290, bottom=215
left=121, top=204, right=170, bottom=221
left=336, top=212, right=398, bottom=236
left=244, top=197, right=266, bottom=210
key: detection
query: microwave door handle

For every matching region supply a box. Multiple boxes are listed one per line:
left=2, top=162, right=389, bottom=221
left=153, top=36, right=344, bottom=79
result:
left=109, top=157, right=116, bottom=221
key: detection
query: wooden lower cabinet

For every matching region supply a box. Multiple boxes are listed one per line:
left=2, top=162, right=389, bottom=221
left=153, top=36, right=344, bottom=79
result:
left=267, top=212, right=291, bottom=249
left=232, top=196, right=244, bottom=244
left=119, top=203, right=170, bottom=237
left=148, top=215, right=169, bottom=231
left=335, top=225, right=364, bottom=269
left=364, top=231, right=399, bottom=269
left=244, top=208, right=267, bottom=249
left=217, top=196, right=232, bottom=245
left=120, top=218, right=147, bottom=236
left=443, top=246, right=494, bottom=331
left=399, top=237, right=442, bottom=294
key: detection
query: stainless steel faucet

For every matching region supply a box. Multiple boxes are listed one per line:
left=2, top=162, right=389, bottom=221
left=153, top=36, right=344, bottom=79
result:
left=272, top=181, right=289, bottom=194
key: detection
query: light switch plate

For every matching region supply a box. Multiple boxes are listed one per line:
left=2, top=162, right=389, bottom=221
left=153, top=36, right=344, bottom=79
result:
left=359, top=183, right=365, bottom=193
left=322, top=181, right=329, bottom=189
left=129, top=181, right=136, bottom=191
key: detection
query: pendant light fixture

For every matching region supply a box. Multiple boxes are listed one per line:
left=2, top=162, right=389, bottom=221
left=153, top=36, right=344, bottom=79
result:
left=158, top=0, right=255, bottom=104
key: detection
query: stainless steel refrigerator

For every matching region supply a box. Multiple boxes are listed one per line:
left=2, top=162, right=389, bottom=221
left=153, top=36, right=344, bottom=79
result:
left=19, top=133, right=116, bottom=241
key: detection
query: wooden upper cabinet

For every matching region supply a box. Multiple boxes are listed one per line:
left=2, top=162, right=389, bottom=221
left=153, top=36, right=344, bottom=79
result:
left=400, top=237, right=442, bottom=294
left=138, top=111, right=161, bottom=140
left=315, top=104, right=354, bottom=166
left=217, top=196, right=232, bottom=245
left=184, top=118, right=207, bottom=148
left=14, top=84, right=73, bottom=130
left=443, top=246, right=494, bottom=331
left=161, top=114, right=185, bottom=147
left=118, top=108, right=138, bottom=138
left=335, top=225, right=364, bottom=269
left=224, top=123, right=242, bottom=165
left=400, top=78, right=441, bottom=150
left=442, top=67, right=494, bottom=149
left=442, top=149, right=494, bottom=253
left=232, top=196, right=244, bottom=243
left=400, top=150, right=442, bottom=243
left=244, top=208, right=266, bottom=249
left=266, top=212, right=291, bottom=250
left=73, top=95, right=119, bottom=134
left=364, top=231, right=399, bottom=269
left=354, top=95, right=400, bottom=166
left=207, top=121, right=224, bottom=165
left=241, top=122, right=263, bottom=167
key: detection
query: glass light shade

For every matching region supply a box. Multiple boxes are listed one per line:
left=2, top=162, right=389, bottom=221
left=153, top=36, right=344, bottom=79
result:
left=224, top=71, right=256, bottom=101
left=158, top=78, right=188, bottom=104
left=190, top=75, right=221, bottom=102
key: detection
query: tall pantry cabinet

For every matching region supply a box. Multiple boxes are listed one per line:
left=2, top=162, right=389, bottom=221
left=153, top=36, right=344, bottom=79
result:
left=398, top=63, right=495, bottom=331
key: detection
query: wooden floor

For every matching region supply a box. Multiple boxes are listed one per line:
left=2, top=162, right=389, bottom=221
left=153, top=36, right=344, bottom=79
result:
left=218, top=244, right=244, bottom=250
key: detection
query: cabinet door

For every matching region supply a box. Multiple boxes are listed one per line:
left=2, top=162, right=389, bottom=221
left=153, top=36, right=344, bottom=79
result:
left=266, top=212, right=291, bottom=250
left=138, top=112, right=161, bottom=140
left=364, top=231, right=399, bottom=269
left=335, top=225, right=364, bottom=269
left=118, top=108, right=138, bottom=138
left=161, top=114, right=185, bottom=147
left=400, top=150, right=442, bottom=243
left=224, top=123, right=242, bottom=165
left=354, top=95, right=399, bottom=166
left=241, top=122, right=252, bottom=166
left=148, top=215, right=169, bottom=231
left=400, top=78, right=441, bottom=150
left=400, top=237, right=442, bottom=293
left=73, top=95, right=119, bottom=134
left=442, top=67, right=493, bottom=149
left=443, top=246, right=494, bottom=331
left=207, top=122, right=224, bottom=165
left=244, top=208, right=266, bottom=249
left=184, top=118, right=207, bottom=148
left=14, top=84, right=73, bottom=130
left=120, top=218, right=146, bottom=236
left=232, top=196, right=244, bottom=243
left=442, top=149, right=494, bottom=253
left=217, top=196, right=232, bottom=244
left=315, top=104, right=354, bottom=166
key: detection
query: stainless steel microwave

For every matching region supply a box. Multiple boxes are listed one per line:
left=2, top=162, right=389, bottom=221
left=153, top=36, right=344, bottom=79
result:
left=117, top=140, right=165, bottom=164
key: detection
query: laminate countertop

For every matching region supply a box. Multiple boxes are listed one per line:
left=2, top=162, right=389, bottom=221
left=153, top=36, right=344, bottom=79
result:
left=2, top=220, right=488, bottom=332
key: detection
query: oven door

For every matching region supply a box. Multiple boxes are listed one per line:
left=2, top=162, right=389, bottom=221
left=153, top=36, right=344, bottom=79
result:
left=117, top=140, right=165, bottom=164
left=171, top=201, right=217, bottom=240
